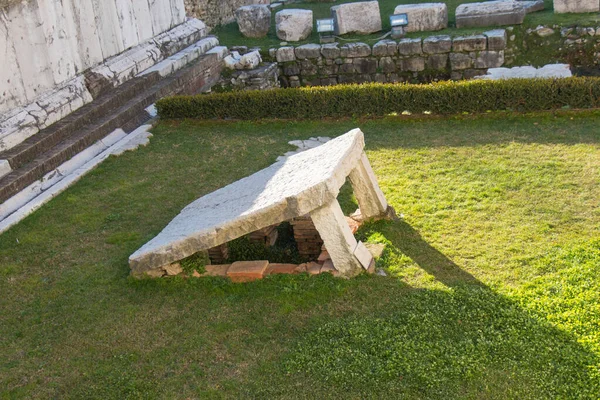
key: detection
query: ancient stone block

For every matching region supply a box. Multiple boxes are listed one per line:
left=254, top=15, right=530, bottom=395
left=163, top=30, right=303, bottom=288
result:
left=456, top=1, right=526, bottom=28
left=275, top=9, right=313, bottom=41
left=331, top=1, right=382, bottom=35
left=235, top=5, right=271, bottom=38
left=340, top=43, right=372, bottom=58
left=354, top=58, right=378, bottom=74
left=554, top=0, right=599, bottom=13
left=422, top=35, right=452, bottom=54
left=485, top=29, right=508, bottom=50
left=427, top=54, right=449, bottom=70
left=276, top=46, right=296, bottom=62
left=520, top=0, right=546, bottom=13
left=449, top=53, right=473, bottom=70
left=400, top=57, right=426, bottom=72
left=452, top=35, right=487, bottom=52
left=372, top=40, right=398, bottom=57
left=474, top=51, right=505, bottom=68
left=398, top=38, right=423, bottom=55
left=393, top=3, right=448, bottom=32
left=321, top=43, right=341, bottom=59
left=295, top=44, right=322, bottom=59
left=283, top=63, right=301, bottom=76
left=379, top=57, right=396, bottom=73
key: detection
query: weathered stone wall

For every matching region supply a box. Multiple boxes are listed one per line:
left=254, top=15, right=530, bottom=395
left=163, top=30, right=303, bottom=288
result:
left=268, top=30, right=507, bottom=87
left=0, top=0, right=187, bottom=115
left=184, top=0, right=269, bottom=28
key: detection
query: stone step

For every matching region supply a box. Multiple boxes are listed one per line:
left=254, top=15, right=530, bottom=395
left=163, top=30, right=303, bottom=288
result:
left=0, top=53, right=222, bottom=205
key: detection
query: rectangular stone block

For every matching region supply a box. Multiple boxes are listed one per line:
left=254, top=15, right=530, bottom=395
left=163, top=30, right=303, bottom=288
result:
left=422, top=35, right=452, bottom=54
left=227, top=260, right=269, bottom=282
left=474, top=51, right=505, bottom=68
left=398, top=38, right=422, bottom=55
left=372, top=40, right=398, bottom=57
left=393, top=3, right=448, bottom=32
left=554, top=0, right=599, bottom=13
left=399, top=57, right=426, bottom=72
left=427, top=54, right=448, bottom=70
left=449, top=53, right=473, bottom=70
left=340, top=43, right=372, bottom=58
left=331, top=1, right=382, bottom=35
left=456, top=1, right=526, bottom=28
left=452, top=35, right=487, bottom=52
left=485, top=29, right=508, bottom=50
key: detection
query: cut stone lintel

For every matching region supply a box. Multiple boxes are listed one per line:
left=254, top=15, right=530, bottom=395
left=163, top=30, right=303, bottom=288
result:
left=349, top=153, right=388, bottom=219
left=128, top=128, right=391, bottom=278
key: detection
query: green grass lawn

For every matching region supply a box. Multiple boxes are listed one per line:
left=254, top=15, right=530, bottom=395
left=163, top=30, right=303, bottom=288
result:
left=1, top=111, right=600, bottom=398
left=213, top=0, right=600, bottom=49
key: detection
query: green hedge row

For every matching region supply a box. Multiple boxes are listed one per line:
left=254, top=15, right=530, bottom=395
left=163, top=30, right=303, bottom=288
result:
left=156, top=78, right=600, bottom=120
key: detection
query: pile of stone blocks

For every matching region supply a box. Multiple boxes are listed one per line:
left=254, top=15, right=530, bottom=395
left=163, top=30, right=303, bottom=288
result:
left=271, top=29, right=507, bottom=86
left=331, top=1, right=382, bottom=35
left=554, top=0, right=600, bottom=13
left=393, top=3, right=448, bottom=33
left=456, top=1, right=526, bottom=28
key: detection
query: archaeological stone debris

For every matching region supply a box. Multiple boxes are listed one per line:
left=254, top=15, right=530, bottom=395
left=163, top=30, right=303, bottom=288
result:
left=129, top=129, right=395, bottom=280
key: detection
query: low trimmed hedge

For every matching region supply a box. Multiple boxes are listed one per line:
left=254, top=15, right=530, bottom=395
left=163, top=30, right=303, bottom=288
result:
left=156, top=78, right=600, bottom=120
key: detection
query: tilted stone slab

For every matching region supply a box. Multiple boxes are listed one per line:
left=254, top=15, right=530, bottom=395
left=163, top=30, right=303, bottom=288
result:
left=456, top=1, right=526, bottom=28
left=129, top=129, right=389, bottom=277
left=393, top=3, right=448, bottom=33
left=331, top=1, right=382, bottom=35
left=554, top=0, right=599, bottom=13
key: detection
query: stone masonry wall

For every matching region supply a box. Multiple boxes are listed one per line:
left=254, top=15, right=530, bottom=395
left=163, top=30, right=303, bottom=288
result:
left=184, top=0, right=269, bottom=28
left=0, top=0, right=187, bottom=115
left=268, top=30, right=507, bottom=87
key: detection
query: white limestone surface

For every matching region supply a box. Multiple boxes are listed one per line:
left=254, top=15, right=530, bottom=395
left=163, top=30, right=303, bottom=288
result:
left=129, top=129, right=369, bottom=273
left=275, top=9, right=313, bottom=41
left=554, top=0, right=599, bottom=13
left=0, top=160, right=11, bottom=179
left=0, top=0, right=188, bottom=115
left=393, top=3, right=448, bottom=33
left=476, top=64, right=572, bottom=79
left=331, top=1, right=382, bottom=35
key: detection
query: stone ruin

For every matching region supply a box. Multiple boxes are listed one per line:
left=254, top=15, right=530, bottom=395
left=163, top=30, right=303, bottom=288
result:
left=129, top=129, right=395, bottom=280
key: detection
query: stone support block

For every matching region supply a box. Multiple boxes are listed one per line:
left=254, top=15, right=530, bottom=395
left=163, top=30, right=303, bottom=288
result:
left=348, top=153, right=388, bottom=219
left=398, top=38, right=423, bottom=55
left=393, top=3, right=448, bottom=32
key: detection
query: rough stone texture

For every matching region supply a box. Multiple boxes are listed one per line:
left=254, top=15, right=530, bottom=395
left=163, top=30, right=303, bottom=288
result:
left=474, top=51, right=505, bottom=68
left=519, top=0, right=546, bottom=13
left=449, top=53, right=473, bottom=70
left=554, top=0, right=599, bottom=13
left=275, top=9, right=313, bottom=42
left=400, top=57, right=426, bottom=72
left=393, top=3, right=448, bottom=33
left=220, top=62, right=279, bottom=91
left=234, top=5, right=271, bottom=38
left=224, top=50, right=262, bottom=70
left=184, top=0, right=269, bottom=28
left=452, top=35, right=487, bottom=52
left=398, top=38, right=423, bottom=55
left=372, top=40, right=398, bottom=57
left=485, top=29, right=508, bottom=50
left=0, top=160, right=11, bottom=179
left=295, top=44, right=322, bottom=59
left=276, top=46, right=296, bottom=62
left=321, top=43, right=341, bottom=59
left=476, top=64, right=572, bottom=79
left=331, top=1, right=382, bottom=35
left=422, top=36, right=452, bottom=54
left=427, top=53, right=449, bottom=70
left=1, top=18, right=210, bottom=152
left=0, top=0, right=188, bottom=116
left=129, top=129, right=389, bottom=278
left=340, top=43, right=372, bottom=58
left=456, top=1, right=526, bottom=28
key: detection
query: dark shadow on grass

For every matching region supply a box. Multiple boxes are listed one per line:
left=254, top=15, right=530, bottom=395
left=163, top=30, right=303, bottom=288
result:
left=267, top=219, right=600, bottom=399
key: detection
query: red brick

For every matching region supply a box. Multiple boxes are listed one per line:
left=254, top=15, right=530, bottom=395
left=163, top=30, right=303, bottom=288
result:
left=346, top=216, right=362, bottom=234
left=227, top=260, right=269, bottom=282
left=317, top=250, right=330, bottom=263
left=267, top=263, right=299, bottom=275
